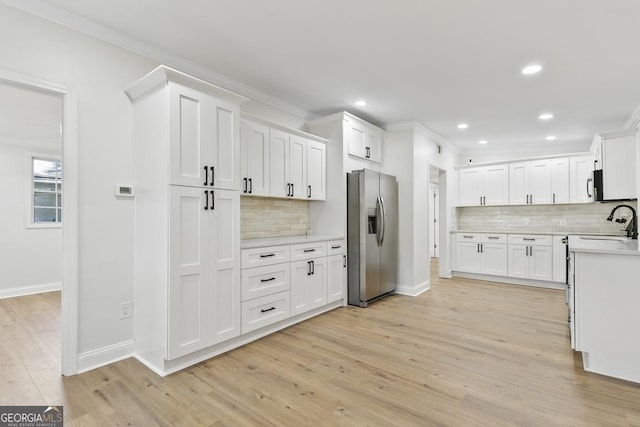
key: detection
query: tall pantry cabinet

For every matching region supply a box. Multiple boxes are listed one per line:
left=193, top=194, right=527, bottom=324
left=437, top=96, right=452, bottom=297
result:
left=126, top=66, right=248, bottom=372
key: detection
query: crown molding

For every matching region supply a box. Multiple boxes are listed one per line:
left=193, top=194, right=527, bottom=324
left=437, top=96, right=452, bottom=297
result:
left=385, top=120, right=462, bottom=154
left=1, top=0, right=314, bottom=121
left=625, top=104, right=640, bottom=130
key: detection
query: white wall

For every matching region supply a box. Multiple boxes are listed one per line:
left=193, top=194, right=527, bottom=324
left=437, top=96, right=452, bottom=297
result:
left=0, top=142, right=62, bottom=296
left=0, top=3, right=310, bottom=368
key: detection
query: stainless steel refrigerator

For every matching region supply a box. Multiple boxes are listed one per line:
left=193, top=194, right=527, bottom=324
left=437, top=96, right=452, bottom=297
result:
left=347, top=169, right=398, bottom=307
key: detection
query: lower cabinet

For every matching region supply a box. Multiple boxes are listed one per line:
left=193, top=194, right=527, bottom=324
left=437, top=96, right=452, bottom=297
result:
left=327, top=253, right=347, bottom=303
left=291, top=257, right=327, bottom=316
left=455, top=233, right=508, bottom=276
left=507, top=235, right=553, bottom=281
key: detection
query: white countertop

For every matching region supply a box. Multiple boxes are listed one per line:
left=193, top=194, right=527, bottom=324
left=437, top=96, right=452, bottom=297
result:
left=241, top=234, right=344, bottom=249
left=451, top=230, right=629, bottom=237
left=568, top=235, right=640, bottom=256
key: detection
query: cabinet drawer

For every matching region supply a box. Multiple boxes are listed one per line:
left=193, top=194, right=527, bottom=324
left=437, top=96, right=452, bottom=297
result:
left=242, top=245, right=290, bottom=268
left=241, top=291, right=291, bottom=334
left=481, top=234, right=507, bottom=244
left=508, top=234, right=552, bottom=246
left=456, top=233, right=482, bottom=243
left=290, top=241, right=327, bottom=261
left=241, top=264, right=290, bottom=302
left=327, top=239, right=346, bottom=255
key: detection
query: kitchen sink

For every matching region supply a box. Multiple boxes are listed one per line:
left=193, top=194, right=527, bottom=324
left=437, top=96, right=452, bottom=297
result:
left=578, top=236, right=630, bottom=242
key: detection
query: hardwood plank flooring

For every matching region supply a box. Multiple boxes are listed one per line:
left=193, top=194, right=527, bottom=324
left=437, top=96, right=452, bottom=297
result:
left=2, top=263, right=640, bottom=426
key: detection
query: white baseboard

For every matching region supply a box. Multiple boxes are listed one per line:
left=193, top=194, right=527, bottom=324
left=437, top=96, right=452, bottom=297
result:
left=395, top=280, right=430, bottom=297
left=0, top=282, right=61, bottom=299
left=76, top=339, right=135, bottom=374
left=452, top=271, right=565, bottom=290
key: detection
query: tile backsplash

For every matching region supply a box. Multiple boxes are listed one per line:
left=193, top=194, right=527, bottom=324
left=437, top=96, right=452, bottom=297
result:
left=241, top=196, right=309, bottom=240
left=457, top=201, right=638, bottom=235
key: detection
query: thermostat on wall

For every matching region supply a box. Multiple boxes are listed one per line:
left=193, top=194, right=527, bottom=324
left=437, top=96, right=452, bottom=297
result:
left=115, top=185, right=135, bottom=198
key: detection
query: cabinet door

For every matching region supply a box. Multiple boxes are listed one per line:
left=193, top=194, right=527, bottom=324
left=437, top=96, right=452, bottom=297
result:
left=290, top=260, right=310, bottom=315
left=240, top=120, right=270, bottom=196
left=269, top=129, right=289, bottom=198
left=347, top=119, right=367, bottom=158
left=307, top=140, right=326, bottom=200
left=307, top=257, right=327, bottom=311
left=168, top=186, right=214, bottom=359
left=327, top=254, right=346, bottom=303
left=211, top=97, right=241, bottom=190
left=509, top=162, right=529, bottom=205
left=552, top=236, right=567, bottom=283
left=483, top=165, right=509, bottom=205
left=507, top=245, right=529, bottom=278
left=529, top=246, right=553, bottom=282
left=458, top=168, right=482, bottom=206
left=366, top=131, right=382, bottom=162
left=169, top=83, right=210, bottom=188
left=210, top=189, right=241, bottom=344
left=289, top=135, right=307, bottom=199
left=480, top=244, right=507, bottom=276
left=569, top=155, right=594, bottom=203
left=602, top=134, right=637, bottom=200
left=455, top=242, right=481, bottom=273
left=551, top=158, right=570, bottom=204
left=529, top=160, right=552, bottom=204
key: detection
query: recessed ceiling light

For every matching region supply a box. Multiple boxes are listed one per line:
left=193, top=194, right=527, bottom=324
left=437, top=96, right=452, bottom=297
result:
left=478, top=140, right=488, bottom=145
left=545, top=135, right=557, bottom=141
left=457, top=123, right=469, bottom=129
left=522, top=64, right=543, bottom=75
left=355, top=100, right=367, bottom=107
left=538, top=113, right=554, bottom=120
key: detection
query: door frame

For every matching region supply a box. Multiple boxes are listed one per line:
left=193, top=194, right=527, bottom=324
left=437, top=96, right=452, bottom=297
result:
left=0, top=68, right=78, bottom=375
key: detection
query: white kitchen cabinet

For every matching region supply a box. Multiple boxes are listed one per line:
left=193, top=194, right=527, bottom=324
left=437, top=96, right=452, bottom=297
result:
left=306, top=140, right=326, bottom=200
left=346, top=116, right=383, bottom=162
left=552, top=235, right=567, bottom=283
left=291, top=252, right=328, bottom=316
left=168, top=187, right=241, bottom=359
left=327, top=239, right=347, bottom=303
left=598, top=130, right=637, bottom=200
left=509, top=160, right=552, bottom=205
left=240, top=120, right=270, bottom=196
left=269, top=129, right=307, bottom=199
left=167, top=82, right=241, bottom=191
left=127, top=66, right=247, bottom=372
left=454, top=233, right=507, bottom=275
left=569, top=154, right=595, bottom=203
left=550, top=158, right=570, bottom=204
left=458, top=165, right=509, bottom=206
left=507, top=235, right=553, bottom=281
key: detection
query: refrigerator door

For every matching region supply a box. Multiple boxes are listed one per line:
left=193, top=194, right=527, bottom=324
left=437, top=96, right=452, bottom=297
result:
left=378, top=172, right=398, bottom=294
left=363, top=169, right=382, bottom=301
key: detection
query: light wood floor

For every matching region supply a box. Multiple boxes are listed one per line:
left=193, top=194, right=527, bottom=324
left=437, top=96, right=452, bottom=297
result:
left=2, top=263, right=640, bottom=426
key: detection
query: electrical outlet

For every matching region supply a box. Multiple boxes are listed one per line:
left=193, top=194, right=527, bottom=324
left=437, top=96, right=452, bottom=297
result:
left=120, top=301, right=132, bottom=319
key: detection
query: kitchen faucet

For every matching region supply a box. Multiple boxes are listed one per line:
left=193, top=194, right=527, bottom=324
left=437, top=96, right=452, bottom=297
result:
left=606, top=204, right=638, bottom=239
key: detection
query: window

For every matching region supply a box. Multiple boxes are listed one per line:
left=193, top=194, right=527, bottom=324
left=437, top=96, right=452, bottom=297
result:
left=31, top=155, right=62, bottom=225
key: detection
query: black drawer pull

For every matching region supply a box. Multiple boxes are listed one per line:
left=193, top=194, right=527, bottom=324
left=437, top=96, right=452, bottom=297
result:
left=260, top=307, right=276, bottom=313
left=260, top=277, right=276, bottom=283
left=523, top=238, right=536, bottom=241
left=463, top=235, right=474, bottom=238
left=487, top=236, right=499, bottom=240
left=260, top=253, right=276, bottom=258
left=303, top=248, right=316, bottom=253
left=331, top=245, right=342, bottom=249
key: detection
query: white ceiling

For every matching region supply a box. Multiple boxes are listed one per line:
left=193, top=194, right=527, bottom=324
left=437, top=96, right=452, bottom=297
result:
left=8, top=0, right=640, bottom=154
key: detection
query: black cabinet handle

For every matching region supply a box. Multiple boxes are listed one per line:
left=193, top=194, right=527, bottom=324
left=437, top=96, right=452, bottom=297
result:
left=526, top=246, right=529, bottom=256
left=303, top=248, right=316, bottom=253
left=203, top=166, right=209, bottom=186
left=477, top=243, right=480, bottom=253
left=553, top=193, right=556, bottom=204
left=343, top=255, right=347, bottom=267
left=260, top=307, right=276, bottom=313
left=480, top=243, right=483, bottom=253
left=463, top=235, right=474, bottom=239
left=365, top=147, right=371, bottom=158
left=523, top=238, right=536, bottom=241
left=487, top=236, right=499, bottom=240
left=331, top=245, right=342, bottom=249
left=307, top=261, right=311, bottom=276
left=287, top=183, right=291, bottom=197
left=311, top=260, right=315, bottom=275
left=210, top=166, right=214, bottom=186
left=210, top=190, right=214, bottom=210
left=291, top=183, right=294, bottom=197
left=248, top=178, right=253, bottom=194
left=204, top=190, right=209, bottom=210
left=260, top=277, right=276, bottom=283
left=259, top=253, right=275, bottom=258
left=307, top=185, right=311, bottom=198
left=243, top=177, right=247, bottom=193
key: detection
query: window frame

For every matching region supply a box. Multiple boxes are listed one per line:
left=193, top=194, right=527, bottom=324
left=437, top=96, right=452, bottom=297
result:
left=27, top=152, right=62, bottom=229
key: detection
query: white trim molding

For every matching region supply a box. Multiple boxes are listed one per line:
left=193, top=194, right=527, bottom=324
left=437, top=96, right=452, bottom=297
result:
left=76, top=340, right=135, bottom=374
left=0, top=282, right=61, bottom=299
left=395, top=280, right=430, bottom=297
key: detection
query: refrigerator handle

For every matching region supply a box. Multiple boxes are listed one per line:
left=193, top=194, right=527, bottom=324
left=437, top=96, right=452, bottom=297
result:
left=375, top=197, right=382, bottom=247
left=379, top=195, right=386, bottom=247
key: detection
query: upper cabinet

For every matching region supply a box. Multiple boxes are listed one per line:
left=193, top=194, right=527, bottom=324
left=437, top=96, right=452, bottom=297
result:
left=346, top=116, right=383, bottom=162
left=458, top=164, right=509, bottom=206
left=240, top=115, right=327, bottom=201
left=550, top=157, right=570, bottom=204
left=569, top=154, right=594, bottom=203
left=596, top=130, right=637, bottom=200
left=509, top=160, right=553, bottom=205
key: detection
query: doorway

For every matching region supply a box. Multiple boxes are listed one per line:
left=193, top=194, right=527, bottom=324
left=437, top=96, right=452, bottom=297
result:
left=0, top=71, right=77, bottom=376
